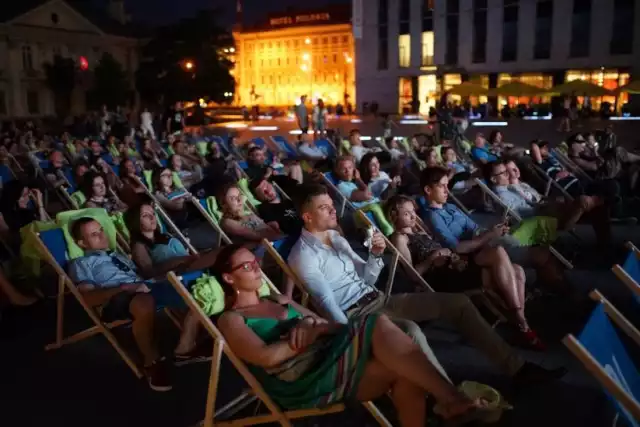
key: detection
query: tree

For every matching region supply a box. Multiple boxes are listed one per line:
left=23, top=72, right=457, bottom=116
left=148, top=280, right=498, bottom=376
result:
left=136, top=9, right=235, bottom=106
left=43, top=55, right=76, bottom=117
left=88, top=52, right=131, bottom=110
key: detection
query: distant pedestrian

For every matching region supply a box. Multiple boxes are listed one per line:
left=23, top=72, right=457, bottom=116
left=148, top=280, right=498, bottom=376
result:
left=295, top=95, right=309, bottom=134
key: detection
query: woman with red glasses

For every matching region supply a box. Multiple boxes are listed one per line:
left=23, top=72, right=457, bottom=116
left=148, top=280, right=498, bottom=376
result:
left=212, top=244, right=489, bottom=426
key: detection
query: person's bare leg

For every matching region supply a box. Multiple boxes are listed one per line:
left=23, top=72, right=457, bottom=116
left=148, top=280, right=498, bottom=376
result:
left=129, top=293, right=159, bottom=365
left=174, top=312, right=200, bottom=355
left=356, top=360, right=425, bottom=427
left=474, top=246, right=520, bottom=310
left=0, top=272, right=36, bottom=306
left=369, top=315, right=472, bottom=413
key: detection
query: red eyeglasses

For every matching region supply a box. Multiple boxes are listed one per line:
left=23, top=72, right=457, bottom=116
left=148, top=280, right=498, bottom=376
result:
left=229, top=259, right=260, bottom=272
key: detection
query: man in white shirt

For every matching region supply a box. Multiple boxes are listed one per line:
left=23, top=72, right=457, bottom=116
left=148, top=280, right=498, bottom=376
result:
left=288, top=184, right=567, bottom=387
left=349, top=129, right=379, bottom=164
left=140, top=107, right=155, bottom=139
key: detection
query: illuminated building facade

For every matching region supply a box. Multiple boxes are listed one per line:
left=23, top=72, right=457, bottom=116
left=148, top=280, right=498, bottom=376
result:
left=355, top=0, right=640, bottom=114
left=233, top=6, right=355, bottom=108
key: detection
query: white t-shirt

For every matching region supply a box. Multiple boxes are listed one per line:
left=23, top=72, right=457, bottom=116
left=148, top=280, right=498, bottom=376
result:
left=351, top=145, right=372, bottom=164
left=368, top=171, right=391, bottom=198
left=141, top=111, right=153, bottom=126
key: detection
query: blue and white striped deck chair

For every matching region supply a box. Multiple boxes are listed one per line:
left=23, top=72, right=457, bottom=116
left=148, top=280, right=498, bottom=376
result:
left=612, top=242, right=640, bottom=303
left=563, top=290, right=640, bottom=425
left=270, top=136, right=298, bottom=159
left=33, top=226, right=143, bottom=377
left=315, top=138, right=337, bottom=158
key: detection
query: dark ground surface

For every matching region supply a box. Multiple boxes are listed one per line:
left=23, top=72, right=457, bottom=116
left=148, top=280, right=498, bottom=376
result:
left=2, top=119, right=640, bottom=427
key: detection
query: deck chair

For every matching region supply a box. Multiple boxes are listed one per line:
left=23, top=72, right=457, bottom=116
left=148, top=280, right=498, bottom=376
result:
left=270, top=136, right=299, bottom=159
left=166, top=272, right=392, bottom=427
left=30, top=208, right=142, bottom=377
left=551, top=149, right=594, bottom=183
left=563, top=290, right=640, bottom=425
left=612, top=242, right=640, bottom=302
left=473, top=178, right=574, bottom=269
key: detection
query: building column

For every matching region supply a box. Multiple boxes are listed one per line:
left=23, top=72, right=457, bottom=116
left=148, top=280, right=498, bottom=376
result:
left=517, top=0, right=535, bottom=63
left=458, top=0, right=472, bottom=69
left=409, top=0, right=421, bottom=69
left=7, top=42, right=23, bottom=117
left=485, top=0, right=502, bottom=66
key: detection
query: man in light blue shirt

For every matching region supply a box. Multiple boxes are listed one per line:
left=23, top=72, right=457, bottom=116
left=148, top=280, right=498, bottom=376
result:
left=68, top=217, right=171, bottom=392
left=288, top=184, right=567, bottom=385
left=297, top=133, right=327, bottom=160
left=470, top=133, right=498, bottom=165
left=295, top=95, right=309, bottom=133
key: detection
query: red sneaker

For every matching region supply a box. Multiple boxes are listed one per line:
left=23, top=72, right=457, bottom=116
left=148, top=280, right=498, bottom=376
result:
left=521, top=329, right=546, bottom=351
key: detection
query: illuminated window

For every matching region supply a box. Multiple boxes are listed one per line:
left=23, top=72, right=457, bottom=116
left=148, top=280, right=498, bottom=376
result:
left=398, top=34, right=411, bottom=67
left=421, top=31, right=434, bottom=66
left=342, top=36, right=348, bottom=43
left=398, top=77, right=413, bottom=113
left=322, top=37, right=328, bottom=44
left=333, top=53, right=338, bottom=63
left=332, top=36, right=338, bottom=44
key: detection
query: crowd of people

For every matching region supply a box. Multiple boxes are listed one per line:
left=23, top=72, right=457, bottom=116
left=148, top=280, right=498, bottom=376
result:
left=0, top=109, right=635, bottom=426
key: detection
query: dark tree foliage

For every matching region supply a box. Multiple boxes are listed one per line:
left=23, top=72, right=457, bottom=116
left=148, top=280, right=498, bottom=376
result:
left=136, top=9, right=235, bottom=106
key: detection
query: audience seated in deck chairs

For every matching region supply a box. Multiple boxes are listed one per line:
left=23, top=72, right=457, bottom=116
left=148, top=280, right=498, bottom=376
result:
left=530, top=139, right=622, bottom=207
left=118, top=159, right=147, bottom=207
left=490, top=159, right=612, bottom=248
left=0, top=180, right=48, bottom=234
left=213, top=243, right=491, bottom=425
left=169, top=154, right=203, bottom=191
left=567, top=133, right=640, bottom=194
left=348, top=129, right=390, bottom=164
left=470, top=133, right=499, bottom=165
left=420, top=167, right=549, bottom=349
left=358, top=152, right=402, bottom=200
left=140, top=138, right=163, bottom=169
left=288, top=184, right=566, bottom=384
left=43, top=151, right=68, bottom=189
left=202, top=141, right=241, bottom=186
left=245, top=146, right=304, bottom=185
left=249, top=176, right=304, bottom=237
left=81, top=171, right=128, bottom=214
left=67, top=217, right=173, bottom=392
left=124, top=202, right=220, bottom=363
left=388, top=195, right=494, bottom=295
left=297, top=133, right=331, bottom=169
left=151, top=166, right=192, bottom=228
left=488, top=130, right=525, bottom=158
left=333, top=156, right=394, bottom=236
left=217, top=182, right=283, bottom=247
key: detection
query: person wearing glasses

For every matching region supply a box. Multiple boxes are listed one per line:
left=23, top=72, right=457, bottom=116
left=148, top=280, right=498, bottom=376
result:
left=213, top=243, right=489, bottom=425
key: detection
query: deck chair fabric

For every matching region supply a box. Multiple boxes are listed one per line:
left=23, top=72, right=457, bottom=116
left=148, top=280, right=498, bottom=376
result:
left=34, top=226, right=142, bottom=377
left=613, top=244, right=640, bottom=302
left=56, top=208, right=118, bottom=259
left=19, top=220, right=58, bottom=277
left=167, top=271, right=391, bottom=427
left=564, top=293, right=640, bottom=425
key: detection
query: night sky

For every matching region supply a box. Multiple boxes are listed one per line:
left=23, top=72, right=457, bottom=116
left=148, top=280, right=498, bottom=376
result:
left=118, top=0, right=350, bottom=28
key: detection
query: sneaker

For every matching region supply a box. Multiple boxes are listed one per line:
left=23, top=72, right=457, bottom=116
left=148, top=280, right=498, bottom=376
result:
left=144, top=359, right=173, bottom=392
left=513, top=362, right=568, bottom=388
left=521, top=329, right=546, bottom=351
left=174, top=342, right=213, bottom=367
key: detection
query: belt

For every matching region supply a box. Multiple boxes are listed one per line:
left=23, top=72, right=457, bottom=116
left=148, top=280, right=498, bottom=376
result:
left=346, top=290, right=380, bottom=312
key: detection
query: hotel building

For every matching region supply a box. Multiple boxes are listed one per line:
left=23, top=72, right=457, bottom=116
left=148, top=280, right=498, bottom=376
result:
left=354, top=0, right=640, bottom=114
left=233, top=6, right=355, bottom=108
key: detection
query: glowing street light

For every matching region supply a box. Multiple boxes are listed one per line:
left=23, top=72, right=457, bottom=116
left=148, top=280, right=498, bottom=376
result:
left=300, top=64, right=309, bottom=72
left=305, top=37, right=311, bottom=45
left=302, top=53, right=310, bottom=61
left=184, top=60, right=194, bottom=70
left=345, top=56, right=353, bottom=63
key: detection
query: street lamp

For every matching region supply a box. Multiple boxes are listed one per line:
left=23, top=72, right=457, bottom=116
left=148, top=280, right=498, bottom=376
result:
left=305, top=37, right=311, bottom=45
left=184, top=60, right=194, bottom=70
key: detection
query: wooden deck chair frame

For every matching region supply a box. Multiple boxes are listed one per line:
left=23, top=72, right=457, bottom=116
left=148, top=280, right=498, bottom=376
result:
left=30, top=227, right=142, bottom=378
left=165, top=273, right=392, bottom=427
left=473, top=178, right=574, bottom=269
left=551, top=149, right=594, bottom=183
left=563, top=289, right=640, bottom=421
left=528, top=162, right=576, bottom=202
left=611, top=242, right=640, bottom=301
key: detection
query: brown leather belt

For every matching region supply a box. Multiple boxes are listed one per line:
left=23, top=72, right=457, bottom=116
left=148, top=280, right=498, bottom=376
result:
left=346, top=291, right=380, bottom=312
